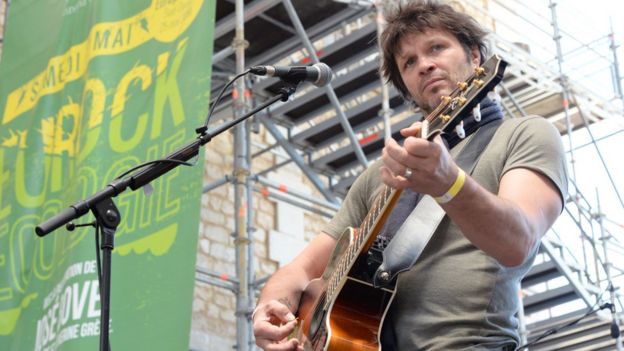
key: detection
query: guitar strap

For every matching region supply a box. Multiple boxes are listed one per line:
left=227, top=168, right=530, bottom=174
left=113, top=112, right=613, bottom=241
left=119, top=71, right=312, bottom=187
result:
left=373, top=117, right=503, bottom=288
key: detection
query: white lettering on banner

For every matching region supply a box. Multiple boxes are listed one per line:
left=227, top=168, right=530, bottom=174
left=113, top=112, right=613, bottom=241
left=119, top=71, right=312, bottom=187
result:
left=71, top=281, right=92, bottom=320
left=43, top=261, right=84, bottom=309
left=83, top=260, right=97, bottom=274
left=80, top=319, right=100, bottom=337
left=87, top=280, right=101, bottom=318
left=34, top=260, right=109, bottom=351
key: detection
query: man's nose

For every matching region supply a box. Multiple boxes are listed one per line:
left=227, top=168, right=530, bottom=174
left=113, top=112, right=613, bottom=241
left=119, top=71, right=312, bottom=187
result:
left=418, top=57, right=436, bottom=74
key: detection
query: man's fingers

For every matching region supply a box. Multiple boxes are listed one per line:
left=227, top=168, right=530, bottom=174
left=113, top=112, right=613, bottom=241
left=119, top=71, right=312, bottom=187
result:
left=254, top=319, right=299, bottom=349
left=384, top=138, right=418, bottom=169
left=253, top=300, right=300, bottom=350
left=382, top=147, right=408, bottom=177
left=380, top=166, right=411, bottom=189
left=400, top=122, right=422, bottom=137
left=256, top=337, right=300, bottom=351
left=256, top=300, right=296, bottom=323
left=268, top=300, right=296, bottom=322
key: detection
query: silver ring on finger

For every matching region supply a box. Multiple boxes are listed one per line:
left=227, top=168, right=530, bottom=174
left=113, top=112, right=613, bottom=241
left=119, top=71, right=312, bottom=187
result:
left=403, top=167, right=413, bottom=179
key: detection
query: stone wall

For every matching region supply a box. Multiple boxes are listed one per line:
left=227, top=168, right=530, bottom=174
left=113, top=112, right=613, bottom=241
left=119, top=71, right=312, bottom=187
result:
left=189, top=119, right=332, bottom=350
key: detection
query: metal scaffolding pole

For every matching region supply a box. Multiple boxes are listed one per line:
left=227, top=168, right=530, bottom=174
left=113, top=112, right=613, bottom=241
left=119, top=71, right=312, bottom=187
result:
left=256, top=176, right=340, bottom=212
left=232, top=0, right=253, bottom=349
left=374, top=0, right=393, bottom=142
left=259, top=115, right=339, bottom=204
left=550, top=2, right=623, bottom=208
left=596, top=190, right=623, bottom=351
left=281, top=0, right=370, bottom=169
left=609, top=19, right=624, bottom=112
left=499, top=82, right=528, bottom=117
left=549, top=0, right=577, bottom=184
left=547, top=3, right=601, bottom=312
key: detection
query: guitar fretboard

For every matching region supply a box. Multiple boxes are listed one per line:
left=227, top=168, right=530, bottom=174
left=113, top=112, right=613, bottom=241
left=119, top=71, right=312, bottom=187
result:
left=324, top=184, right=400, bottom=309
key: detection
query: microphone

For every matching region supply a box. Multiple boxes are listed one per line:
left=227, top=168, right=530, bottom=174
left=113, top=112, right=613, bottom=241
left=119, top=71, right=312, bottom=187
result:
left=249, top=62, right=333, bottom=87
left=599, top=302, right=621, bottom=339
left=606, top=302, right=621, bottom=339
left=611, top=321, right=620, bottom=339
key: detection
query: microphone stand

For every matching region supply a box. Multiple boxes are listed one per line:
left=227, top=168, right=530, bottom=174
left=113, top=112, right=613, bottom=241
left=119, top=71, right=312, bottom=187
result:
left=34, top=81, right=298, bottom=351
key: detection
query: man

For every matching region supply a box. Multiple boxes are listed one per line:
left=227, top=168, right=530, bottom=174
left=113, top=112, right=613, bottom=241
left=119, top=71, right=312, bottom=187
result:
left=252, top=1, right=568, bottom=350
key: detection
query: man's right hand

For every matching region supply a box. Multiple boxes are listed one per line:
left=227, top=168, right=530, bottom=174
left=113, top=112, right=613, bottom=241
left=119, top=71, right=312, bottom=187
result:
left=252, top=300, right=303, bottom=351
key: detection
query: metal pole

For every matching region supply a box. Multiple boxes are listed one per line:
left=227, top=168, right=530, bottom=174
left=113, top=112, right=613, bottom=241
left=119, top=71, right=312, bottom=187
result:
left=256, top=176, right=340, bottom=212
left=281, top=0, right=369, bottom=168
left=549, top=0, right=577, bottom=184
left=245, top=100, right=256, bottom=349
left=374, top=1, right=393, bottom=141
left=256, top=188, right=336, bottom=219
left=567, top=94, right=624, bottom=208
left=202, top=176, right=230, bottom=193
left=233, top=0, right=252, bottom=349
left=259, top=116, right=339, bottom=204
left=499, top=82, right=528, bottom=117
left=609, top=18, right=624, bottom=112
left=596, top=189, right=623, bottom=350
left=548, top=1, right=596, bottom=298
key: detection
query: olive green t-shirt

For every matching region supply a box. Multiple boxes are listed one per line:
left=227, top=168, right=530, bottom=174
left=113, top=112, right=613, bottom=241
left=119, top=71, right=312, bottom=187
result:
left=321, top=116, right=568, bottom=350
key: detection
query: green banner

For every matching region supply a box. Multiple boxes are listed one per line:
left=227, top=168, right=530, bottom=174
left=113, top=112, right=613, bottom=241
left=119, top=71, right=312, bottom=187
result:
left=0, top=0, right=215, bottom=350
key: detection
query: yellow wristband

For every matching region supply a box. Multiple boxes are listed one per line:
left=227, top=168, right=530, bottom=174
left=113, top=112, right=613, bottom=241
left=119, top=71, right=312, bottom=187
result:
left=435, top=169, right=466, bottom=204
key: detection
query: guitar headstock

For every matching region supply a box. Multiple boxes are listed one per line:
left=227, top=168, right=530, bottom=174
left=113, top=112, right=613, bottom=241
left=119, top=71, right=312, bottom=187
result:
left=423, top=55, right=507, bottom=140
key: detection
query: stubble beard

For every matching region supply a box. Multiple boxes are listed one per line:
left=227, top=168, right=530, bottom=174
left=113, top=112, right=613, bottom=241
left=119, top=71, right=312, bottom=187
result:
left=416, top=62, right=474, bottom=115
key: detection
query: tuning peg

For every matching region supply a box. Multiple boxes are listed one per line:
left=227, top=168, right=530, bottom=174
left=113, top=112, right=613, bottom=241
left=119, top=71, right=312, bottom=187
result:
left=441, top=114, right=451, bottom=123
left=441, top=95, right=452, bottom=104
left=455, top=120, right=465, bottom=139
left=453, top=96, right=467, bottom=106
left=457, top=82, right=468, bottom=91
left=473, top=79, right=484, bottom=88
left=472, top=104, right=481, bottom=122
left=474, top=66, right=485, bottom=76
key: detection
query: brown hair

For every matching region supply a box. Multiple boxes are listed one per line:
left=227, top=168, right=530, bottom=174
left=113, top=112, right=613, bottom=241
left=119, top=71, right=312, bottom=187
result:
left=380, top=1, right=489, bottom=105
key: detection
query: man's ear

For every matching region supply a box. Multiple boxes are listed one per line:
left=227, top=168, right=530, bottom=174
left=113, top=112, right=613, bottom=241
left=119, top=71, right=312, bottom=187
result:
left=470, top=46, right=480, bottom=67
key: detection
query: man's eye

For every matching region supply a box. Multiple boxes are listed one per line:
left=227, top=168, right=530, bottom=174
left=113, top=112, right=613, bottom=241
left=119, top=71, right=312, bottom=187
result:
left=404, top=58, right=414, bottom=68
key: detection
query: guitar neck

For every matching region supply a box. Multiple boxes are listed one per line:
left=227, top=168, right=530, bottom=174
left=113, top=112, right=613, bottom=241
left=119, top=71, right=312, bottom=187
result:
left=323, top=184, right=402, bottom=306
left=356, top=185, right=403, bottom=253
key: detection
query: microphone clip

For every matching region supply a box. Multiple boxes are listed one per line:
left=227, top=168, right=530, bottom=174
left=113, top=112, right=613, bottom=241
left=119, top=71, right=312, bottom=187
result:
left=66, top=220, right=97, bottom=231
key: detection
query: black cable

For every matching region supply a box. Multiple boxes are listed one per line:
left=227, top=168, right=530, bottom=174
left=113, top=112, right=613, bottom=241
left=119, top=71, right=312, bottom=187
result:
left=95, top=222, right=103, bottom=295
left=515, top=302, right=614, bottom=350
left=94, top=224, right=113, bottom=351
left=113, top=70, right=251, bottom=182
left=114, top=158, right=194, bottom=180
left=196, top=69, right=251, bottom=135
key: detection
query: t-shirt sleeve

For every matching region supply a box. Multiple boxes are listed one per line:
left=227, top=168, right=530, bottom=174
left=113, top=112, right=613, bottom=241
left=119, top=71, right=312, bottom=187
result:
left=321, top=160, right=384, bottom=239
left=501, top=116, right=569, bottom=207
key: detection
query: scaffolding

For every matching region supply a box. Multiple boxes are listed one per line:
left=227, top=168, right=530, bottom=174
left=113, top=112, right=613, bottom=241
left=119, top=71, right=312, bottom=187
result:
left=195, top=0, right=624, bottom=349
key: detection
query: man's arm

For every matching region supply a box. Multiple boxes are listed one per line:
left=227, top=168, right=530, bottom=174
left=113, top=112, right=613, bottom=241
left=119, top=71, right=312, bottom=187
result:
left=253, top=232, right=337, bottom=350
left=380, top=122, right=563, bottom=267
left=438, top=167, right=561, bottom=266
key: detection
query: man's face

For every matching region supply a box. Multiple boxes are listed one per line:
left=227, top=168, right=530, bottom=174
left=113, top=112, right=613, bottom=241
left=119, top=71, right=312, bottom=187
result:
left=394, top=29, right=480, bottom=114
